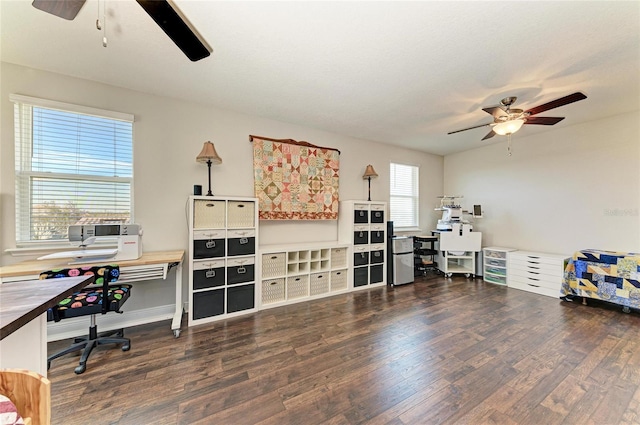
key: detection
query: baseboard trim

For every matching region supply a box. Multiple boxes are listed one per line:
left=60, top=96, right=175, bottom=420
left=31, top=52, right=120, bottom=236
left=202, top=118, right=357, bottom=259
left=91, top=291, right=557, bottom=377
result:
left=47, top=305, right=175, bottom=342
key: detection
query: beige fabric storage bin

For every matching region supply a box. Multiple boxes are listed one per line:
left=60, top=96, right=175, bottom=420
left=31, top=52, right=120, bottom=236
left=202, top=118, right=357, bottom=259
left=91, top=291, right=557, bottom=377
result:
left=286, top=275, right=309, bottom=299
left=227, top=201, right=255, bottom=228
left=194, top=200, right=226, bottom=229
left=331, top=269, right=348, bottom=291
left=309, top=272, right=329, bottom=296
left=331, top=248, right=347, bottom=269
left=262, top=252, right=286, bottom=278
left=262, top=278, right=285, bottom=304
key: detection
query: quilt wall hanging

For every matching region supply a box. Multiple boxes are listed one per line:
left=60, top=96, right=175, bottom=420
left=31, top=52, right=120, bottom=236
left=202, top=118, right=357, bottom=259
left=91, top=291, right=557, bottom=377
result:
left=251, top=135, right=340, bottom=220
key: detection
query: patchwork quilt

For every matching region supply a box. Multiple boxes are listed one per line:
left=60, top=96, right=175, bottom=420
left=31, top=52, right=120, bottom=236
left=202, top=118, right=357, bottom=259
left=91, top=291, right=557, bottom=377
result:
left=562, top=249, right=640, bottom=308
left=253, top=137, right=340, bottom=220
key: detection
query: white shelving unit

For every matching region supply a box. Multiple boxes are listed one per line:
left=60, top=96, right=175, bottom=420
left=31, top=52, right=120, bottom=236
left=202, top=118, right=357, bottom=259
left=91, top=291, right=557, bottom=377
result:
left=439, top=252, right=475, bottom=277
left=259, top=242, right=350, bottom=308
left=483, top=247, right=517, bottom=285
left=338, top=200, right=387, bottom=289
left=188, top=196, right=259, bottom=327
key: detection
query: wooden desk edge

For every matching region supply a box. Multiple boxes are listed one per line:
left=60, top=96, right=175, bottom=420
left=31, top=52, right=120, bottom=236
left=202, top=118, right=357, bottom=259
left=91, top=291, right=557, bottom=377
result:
left=0, top=275, right=94, bottom=340
left=0, top=250, right=185, bottom=279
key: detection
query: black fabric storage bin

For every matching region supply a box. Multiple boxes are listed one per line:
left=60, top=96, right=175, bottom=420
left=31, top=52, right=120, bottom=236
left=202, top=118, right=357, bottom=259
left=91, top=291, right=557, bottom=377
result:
left=227, top=237, right=255, bottom=256
left=370, top=210, right=384, bottom=223
left=370, top=250, right=384, bottom=264
left=228, top=284, right=255, bottom=313
left=354, top=252, right=369, bottom=266
left=193, top=266, right=225, bottom=290
left=370, top=264, right=384, bottom=283
left=193, top=239, right=225, bottom=259
left=354, top=209, right=369, bottom=223
left=370, top=230, right=385, bottom=244
left=354, top=267, right=369, bottom=287
left=227, top=264, right=255, bottom=285
left=354, top=231, right=368, bottom=245
left=193, top=289, right=225, bottom=320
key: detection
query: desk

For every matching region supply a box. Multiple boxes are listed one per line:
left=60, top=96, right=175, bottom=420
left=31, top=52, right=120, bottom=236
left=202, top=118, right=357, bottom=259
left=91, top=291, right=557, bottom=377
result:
left=0, top=275, right=94, bottom=375
left=0, top=250, right=185, bottom=337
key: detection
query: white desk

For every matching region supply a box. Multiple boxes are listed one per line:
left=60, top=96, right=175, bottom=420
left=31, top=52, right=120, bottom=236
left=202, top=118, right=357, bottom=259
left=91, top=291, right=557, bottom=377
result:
left=0, top=250, right=185, bottom=337
left=0, top=275, right=94, bottom=376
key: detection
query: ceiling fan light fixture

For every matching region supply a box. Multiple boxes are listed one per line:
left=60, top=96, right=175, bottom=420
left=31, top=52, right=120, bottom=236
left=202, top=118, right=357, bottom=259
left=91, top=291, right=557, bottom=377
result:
left=493, top=119, right=525, bottom=136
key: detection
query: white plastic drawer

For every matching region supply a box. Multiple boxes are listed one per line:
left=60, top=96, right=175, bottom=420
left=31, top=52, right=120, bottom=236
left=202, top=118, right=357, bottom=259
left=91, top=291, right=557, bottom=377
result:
left=227, top=201, right=255, bottom=228
left=486, top=258, right=506, bottom=267
left=193, top=259, right=225, bottom=271
left=262, top=252, right=286, bottom=278
left=193, top=200, right=226, bottom=229
left=509, top=274, right=560, bottom=291
left=227, top=229, right=255, bottom=238
left=485, top=250, right=507, bottom=260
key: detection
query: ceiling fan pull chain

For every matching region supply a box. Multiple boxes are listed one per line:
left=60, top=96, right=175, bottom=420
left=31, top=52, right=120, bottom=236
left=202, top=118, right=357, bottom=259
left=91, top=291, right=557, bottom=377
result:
left=102, top=0, right=107, bottom=47
left=508, top=134, right=512, bottom=156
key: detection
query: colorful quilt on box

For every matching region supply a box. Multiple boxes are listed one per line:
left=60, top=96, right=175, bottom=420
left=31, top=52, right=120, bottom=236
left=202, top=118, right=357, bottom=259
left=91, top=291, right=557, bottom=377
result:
left=252, top=137, right=340, bottom=220
left=561, top=249, right=640, bottom=308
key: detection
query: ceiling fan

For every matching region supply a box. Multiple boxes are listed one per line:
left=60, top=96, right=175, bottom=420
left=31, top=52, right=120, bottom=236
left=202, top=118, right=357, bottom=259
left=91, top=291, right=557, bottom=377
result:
left=448, top=92, right=587, bottom=141
left=31, top=0, right=212, bottom=61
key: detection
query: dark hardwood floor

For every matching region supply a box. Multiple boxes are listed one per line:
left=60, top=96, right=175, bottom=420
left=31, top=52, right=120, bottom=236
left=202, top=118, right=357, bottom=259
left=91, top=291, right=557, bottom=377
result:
left=47, top=276, right=640, bottom=425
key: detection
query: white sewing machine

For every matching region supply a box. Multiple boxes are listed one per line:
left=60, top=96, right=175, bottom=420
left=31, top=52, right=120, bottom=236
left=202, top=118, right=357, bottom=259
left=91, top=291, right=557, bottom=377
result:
left=38, top=224, right=143, bottom=264
left=435, top=195, right=473, bottom=231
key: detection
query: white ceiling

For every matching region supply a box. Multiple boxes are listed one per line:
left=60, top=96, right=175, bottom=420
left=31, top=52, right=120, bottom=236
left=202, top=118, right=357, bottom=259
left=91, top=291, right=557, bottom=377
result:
left=1, top=1, right=639, bottom=156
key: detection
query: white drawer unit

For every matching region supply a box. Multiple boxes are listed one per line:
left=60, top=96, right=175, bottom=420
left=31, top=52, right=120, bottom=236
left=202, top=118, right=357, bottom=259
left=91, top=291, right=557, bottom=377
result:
left=188, top=196, right=259, bottom=327
left=259, top=242, right=351, bottom=308
left=508, top=251, right=568, bottom=298
left=483, top=247, right=517, bottom=285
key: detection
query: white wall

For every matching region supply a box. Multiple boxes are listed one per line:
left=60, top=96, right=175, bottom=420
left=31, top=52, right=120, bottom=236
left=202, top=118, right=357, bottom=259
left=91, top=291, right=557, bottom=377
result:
left=443, top=111, right=640, bottom=255
left=0, top=62, right=443, bottom=317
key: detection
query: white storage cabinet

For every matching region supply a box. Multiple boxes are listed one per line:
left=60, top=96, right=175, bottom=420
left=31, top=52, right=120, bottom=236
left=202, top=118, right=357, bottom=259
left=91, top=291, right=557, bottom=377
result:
left=508, top=251, right=567, bottom=298
left=188, top=196, right=259, bottom=326
left=338, top=200, right=387, bottom=289
left=259, top=242, right=350, bottom=308
left=483, top=247, right=517, bottom=285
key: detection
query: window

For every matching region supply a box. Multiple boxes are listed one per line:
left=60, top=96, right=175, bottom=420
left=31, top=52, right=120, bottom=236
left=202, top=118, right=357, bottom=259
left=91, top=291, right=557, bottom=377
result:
left=389, top=162, right=419, bottom=228
left=12, top=94, right=134, bottom=245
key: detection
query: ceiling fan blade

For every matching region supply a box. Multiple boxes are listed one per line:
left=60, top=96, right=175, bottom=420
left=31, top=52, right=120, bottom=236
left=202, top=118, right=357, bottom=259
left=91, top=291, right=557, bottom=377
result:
left=481, top=130, right=496, bottom=140
left=524, top=116, right=565, bottom=125
left=525, top=92, right=587, bottom=116
left=482, top=106, right=507, bottom=118
left=136, top=0, right=212, bottom=62
left=447, top=122, right=490, bottom=135
left=32, top=0, right=86, bottom=20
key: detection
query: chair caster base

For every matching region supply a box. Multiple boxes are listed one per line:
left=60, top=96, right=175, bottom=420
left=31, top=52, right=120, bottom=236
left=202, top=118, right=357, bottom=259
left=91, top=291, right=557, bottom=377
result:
left=74, top=364, right=86, bottom=374
left=122, top=343, right=131, bottom=352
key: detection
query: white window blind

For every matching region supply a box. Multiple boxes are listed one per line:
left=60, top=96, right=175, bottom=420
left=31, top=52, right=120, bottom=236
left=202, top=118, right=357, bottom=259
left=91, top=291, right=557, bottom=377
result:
left=389, top=162, right=419, bottom=228
left=11, top=94, right=134, bottom=245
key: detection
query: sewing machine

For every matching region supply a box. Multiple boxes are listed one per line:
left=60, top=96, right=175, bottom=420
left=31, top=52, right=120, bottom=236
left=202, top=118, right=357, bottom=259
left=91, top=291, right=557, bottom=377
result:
left=435, top=195, right=473, bottom=231
left=38, top=224, right=143, bottom=264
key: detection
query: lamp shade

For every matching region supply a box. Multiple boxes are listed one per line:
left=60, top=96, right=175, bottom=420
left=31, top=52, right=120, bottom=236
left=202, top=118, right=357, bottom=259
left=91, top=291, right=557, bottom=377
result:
left=362, top=164, right=378, bottom=179
left=196, top=141, right=222, bottom=164
left=493, top=119, right=525, bottom=136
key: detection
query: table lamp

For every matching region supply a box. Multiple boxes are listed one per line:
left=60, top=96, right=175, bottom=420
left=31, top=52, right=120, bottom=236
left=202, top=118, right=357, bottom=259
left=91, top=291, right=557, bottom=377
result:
left=196, top=141, right=222, bottom=196
left=362, top=164, right=378, bottom=201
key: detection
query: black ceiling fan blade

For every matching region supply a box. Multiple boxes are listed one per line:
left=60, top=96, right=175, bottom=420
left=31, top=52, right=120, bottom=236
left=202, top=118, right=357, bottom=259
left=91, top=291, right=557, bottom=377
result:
left=525, top=92, right=587, bottom=116
left=524, top=116, right=565, bottom=125
left=481, top=130, right=496, bottom=140
left=136, top=0, right=212, bottom=62
left=447, top=122, right=490, bottom=135
left=482, top=106, right=507, bottom=118
left=32, top=0, right=86, bottom=20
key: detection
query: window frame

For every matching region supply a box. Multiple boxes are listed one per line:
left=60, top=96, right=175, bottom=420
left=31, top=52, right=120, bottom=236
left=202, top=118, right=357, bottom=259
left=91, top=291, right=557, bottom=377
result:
left=389, top=162, right=420, bottom=230
left=11, top=94, right=135, bottom=247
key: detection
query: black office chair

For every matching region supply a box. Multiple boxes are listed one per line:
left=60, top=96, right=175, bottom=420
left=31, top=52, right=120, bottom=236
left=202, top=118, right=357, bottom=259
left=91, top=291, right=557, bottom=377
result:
left=39, top=265, right=132, bottom=374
